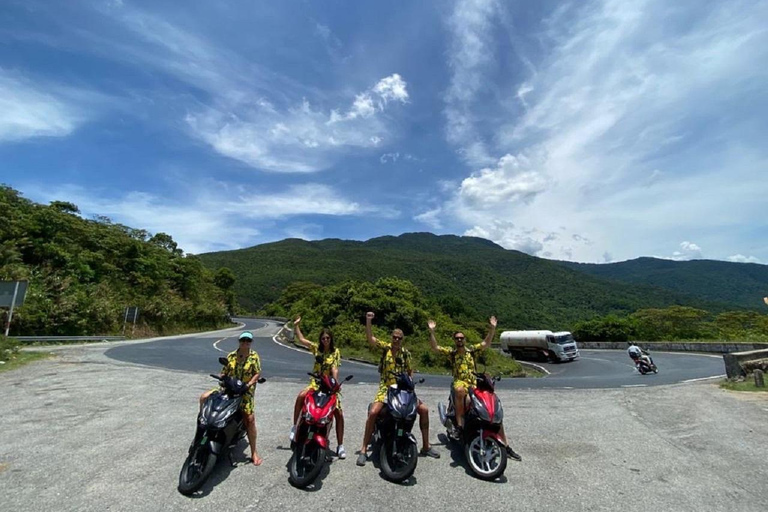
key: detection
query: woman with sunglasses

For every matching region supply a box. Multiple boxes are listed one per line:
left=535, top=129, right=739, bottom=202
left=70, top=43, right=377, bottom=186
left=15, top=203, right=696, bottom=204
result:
left=290, top=316, right=346, bottom=459
left=198, top=330, right=263, bottom=465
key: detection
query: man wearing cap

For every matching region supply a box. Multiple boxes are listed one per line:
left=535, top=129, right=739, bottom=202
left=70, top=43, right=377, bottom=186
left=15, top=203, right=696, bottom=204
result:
left=199, top=331, right=263, bottom=465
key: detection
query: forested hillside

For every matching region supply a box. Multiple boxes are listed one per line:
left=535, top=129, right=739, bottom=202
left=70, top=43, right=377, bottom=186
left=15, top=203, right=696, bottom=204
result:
left=0, top=186, right=235, bottom=336
left=198, top=233, right=733, bottom=329
left=561, top=257, right=768, bottom=310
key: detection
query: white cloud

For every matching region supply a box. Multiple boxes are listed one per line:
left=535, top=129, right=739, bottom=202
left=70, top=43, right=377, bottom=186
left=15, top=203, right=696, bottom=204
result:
left=414, top=208, right=443, bottom=230
left=457, top=153, right=549, bottom=209
left=441, top=0, right=768, bottom=262
left=0, top=70, right=88, bottom=142
left=443, top=0, right=500, bottom=167
left=665, top=241, right=704, bottom=261
left=187, top=74, right=409, bottom=172
left=380, top=152, right=400, bottom=164
left=372, top=74, right=409, bottom=105
left=728, top=254, right=761, bottom=264
left=464, top=222, right=544, bottom=256
left=25, top=182, right=378, bottom=254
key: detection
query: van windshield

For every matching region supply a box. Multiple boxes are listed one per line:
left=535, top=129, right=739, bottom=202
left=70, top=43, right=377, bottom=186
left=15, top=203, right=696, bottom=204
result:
left=554, top=334, right=575, bottom=345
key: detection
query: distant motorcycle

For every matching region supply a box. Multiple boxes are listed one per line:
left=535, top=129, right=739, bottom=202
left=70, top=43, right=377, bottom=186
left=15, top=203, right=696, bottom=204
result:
left=289, top=372, right=352, bottom=488
left=438, top=372, right=507, bottom=480
left=635, top=353, right=658, bottom=375
left=178, top=357, right=265, bottom=495
left=370, top=372, right=423, bottom=482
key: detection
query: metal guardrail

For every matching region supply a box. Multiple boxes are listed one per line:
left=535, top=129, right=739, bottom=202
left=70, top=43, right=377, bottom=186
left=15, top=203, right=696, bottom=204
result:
left=11, top=336, right=126, bottom=343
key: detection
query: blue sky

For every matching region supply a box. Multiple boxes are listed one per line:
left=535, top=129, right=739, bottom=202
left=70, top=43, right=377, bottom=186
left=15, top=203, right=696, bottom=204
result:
left=1, top=0, right=767, bottom=263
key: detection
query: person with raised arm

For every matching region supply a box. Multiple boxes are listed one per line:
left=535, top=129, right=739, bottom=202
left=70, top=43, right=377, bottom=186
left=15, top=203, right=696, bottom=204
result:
left=428, top=317, right=521, bottom=461
left=356, top=311, right=439, bottom=466
left=290, top=316, right=346, bottom=459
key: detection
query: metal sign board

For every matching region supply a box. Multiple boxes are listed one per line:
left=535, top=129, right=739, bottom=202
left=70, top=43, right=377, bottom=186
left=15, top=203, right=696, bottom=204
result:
left=126, top=306, right=139, bottom=322
left=0, top=281, right=28, bottom=308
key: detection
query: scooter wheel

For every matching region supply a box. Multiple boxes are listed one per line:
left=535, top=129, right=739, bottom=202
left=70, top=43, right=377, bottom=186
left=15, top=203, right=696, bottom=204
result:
left=288, top=444, right=325, bottom=488
left=178, top=446, right=218, bottom=495
left=465, top=436, right=507, bottom=481
left=379, top=438, right=418, bottom=482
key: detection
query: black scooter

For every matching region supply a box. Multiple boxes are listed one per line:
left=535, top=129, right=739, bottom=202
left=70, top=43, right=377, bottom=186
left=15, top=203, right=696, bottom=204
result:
left=370, top=372, right=422, bottom=482
left=178, top=357, right=265, bottom=495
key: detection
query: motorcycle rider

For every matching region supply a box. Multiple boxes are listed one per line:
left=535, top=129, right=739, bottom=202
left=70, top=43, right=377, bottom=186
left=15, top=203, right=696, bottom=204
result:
left=199, top=331, right=263, bottom=466
left=627, top=341, right=653, bottom=369
left=427, top=316, right=522, bottom=461
left=356, top=311, right=440, bottom=466
left=290, top=316, right=346, bottom=459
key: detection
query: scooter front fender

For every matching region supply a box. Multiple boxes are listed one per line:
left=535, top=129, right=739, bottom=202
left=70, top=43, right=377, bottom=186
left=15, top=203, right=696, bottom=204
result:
left=311, top=433, right=329, bottom=449
left=405, top=432, right=418, bottom=445
left=481, top=430, right=503, bottom=443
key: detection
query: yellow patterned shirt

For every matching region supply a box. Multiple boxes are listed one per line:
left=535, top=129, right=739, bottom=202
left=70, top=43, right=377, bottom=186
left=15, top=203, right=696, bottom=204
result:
left=437, top=343, right=483, bottom=388
left=376, top=340, right=412, bottom=388
left=221, top=350, right=261, bottom=395
left=307, top=342, right=341, bottom=385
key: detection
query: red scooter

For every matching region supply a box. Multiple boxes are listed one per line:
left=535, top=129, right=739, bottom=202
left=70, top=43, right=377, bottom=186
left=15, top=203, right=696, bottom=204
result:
left=438, top=372, right=507, bottom=480
left=288, top=372, right=352, bottom=488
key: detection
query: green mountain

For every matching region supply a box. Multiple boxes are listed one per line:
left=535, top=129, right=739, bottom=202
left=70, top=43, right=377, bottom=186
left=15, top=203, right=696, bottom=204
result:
left=560, top=257, right=768, bottom=310
left=198, top=233, right=734, bottom=328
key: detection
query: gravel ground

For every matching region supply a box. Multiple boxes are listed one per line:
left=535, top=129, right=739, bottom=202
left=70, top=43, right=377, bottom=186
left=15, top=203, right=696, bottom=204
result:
left=1, top=343, right=767, bottom=512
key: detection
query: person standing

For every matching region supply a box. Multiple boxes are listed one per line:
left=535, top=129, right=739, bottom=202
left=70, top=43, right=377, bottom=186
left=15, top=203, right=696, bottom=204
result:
left=199, top=331, right=263, bottom=465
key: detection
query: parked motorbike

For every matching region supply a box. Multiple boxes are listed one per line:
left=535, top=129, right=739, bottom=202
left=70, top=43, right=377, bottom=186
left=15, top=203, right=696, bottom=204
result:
left=178, top=357, right=265, bottom=495
left=438, top=372, right=507, bottom=480
left=370, top=372, right=423, bottom=482
left=289, top=372, right=352, bottom=488
left=635, top=352, right=658, bottom=374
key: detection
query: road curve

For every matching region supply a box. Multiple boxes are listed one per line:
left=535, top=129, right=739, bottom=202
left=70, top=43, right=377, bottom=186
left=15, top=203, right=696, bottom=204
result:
left=105, top=318, right=726, bottom=389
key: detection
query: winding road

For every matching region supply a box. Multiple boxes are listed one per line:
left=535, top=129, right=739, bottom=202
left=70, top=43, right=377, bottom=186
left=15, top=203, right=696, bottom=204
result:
left=105, top=317, right=726, bottom=389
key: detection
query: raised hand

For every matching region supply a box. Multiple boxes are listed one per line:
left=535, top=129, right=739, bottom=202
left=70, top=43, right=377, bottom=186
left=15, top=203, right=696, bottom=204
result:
left=427, top=319, right=436, bottom=330
left=294, top=316, right=301, bottom=325
left=366, top=311, right=375, bottom=321
left=489, top=316, right=497, bottom=328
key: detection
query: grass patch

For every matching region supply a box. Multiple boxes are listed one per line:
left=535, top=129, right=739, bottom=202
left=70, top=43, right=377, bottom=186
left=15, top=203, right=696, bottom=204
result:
left=0, top=351, right=51, bottom=373
left=720, top=379, right=768, bottom=392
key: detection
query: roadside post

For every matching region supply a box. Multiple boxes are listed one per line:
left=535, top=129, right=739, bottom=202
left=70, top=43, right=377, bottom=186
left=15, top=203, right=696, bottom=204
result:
left=122, top=306, right=139, bottom=336
left=1, top=280, right=29, bottom=337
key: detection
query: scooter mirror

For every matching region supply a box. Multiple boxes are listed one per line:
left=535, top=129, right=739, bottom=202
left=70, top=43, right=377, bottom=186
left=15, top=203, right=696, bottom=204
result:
left=344, top=375, right=354, bottom=381
left=218, top=357, right=228, bottom=366
left=258, top=378, right=266, bottom=384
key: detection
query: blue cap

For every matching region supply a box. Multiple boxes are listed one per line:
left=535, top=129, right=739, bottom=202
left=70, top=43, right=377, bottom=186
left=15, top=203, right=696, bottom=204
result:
left=239, top=331, right=254, bottom=341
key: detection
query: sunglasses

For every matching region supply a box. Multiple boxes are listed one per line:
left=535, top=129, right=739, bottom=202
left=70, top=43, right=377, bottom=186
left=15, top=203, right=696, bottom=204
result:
left=392, top=335, right=403, bottom=341
left=320, top=336, right=331, bottom=341
left=239, top=338, right=252, bottom=343
left=454, top=336, right=465, bottom=341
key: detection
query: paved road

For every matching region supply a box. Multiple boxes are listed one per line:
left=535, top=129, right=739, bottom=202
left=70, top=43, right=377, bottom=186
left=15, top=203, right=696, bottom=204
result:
left=2, top=342, right=766, bottom=512
left=105, top=318, right=726, bottom=389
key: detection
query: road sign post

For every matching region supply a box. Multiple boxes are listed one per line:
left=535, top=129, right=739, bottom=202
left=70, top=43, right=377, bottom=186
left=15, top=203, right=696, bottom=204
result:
left=1, top=281, right=28, bottom=337
left=122, top=306, right=139, bottom=336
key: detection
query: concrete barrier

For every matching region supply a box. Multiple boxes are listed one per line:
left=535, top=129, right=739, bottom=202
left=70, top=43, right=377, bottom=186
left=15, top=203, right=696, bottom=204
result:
left=722, top=349, right=768, bottom=379
left=576, top=341, right=768, bottom=354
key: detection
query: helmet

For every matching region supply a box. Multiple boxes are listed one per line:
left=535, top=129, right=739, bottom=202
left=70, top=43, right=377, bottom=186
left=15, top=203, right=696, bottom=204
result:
left=239, top=331, right=254, bottom=341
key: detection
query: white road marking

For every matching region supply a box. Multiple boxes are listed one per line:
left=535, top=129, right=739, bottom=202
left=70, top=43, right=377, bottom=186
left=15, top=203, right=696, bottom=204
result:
left=682, top=374, right=726, bottom=383
left=213, top=337, right=230, bottom=353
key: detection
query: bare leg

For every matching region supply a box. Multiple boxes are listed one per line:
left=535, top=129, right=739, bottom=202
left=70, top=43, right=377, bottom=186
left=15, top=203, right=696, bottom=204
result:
left=293, top=389, right=308, bottom=425
left=455, top=387, right=468, bottom=429
left=360, top=402, right=383, bottom=454
left=417, top=402, right=431, bottom=451
left=334, top=409, right=344, bottom=445
left=243, top=412, right=262, bottom=465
